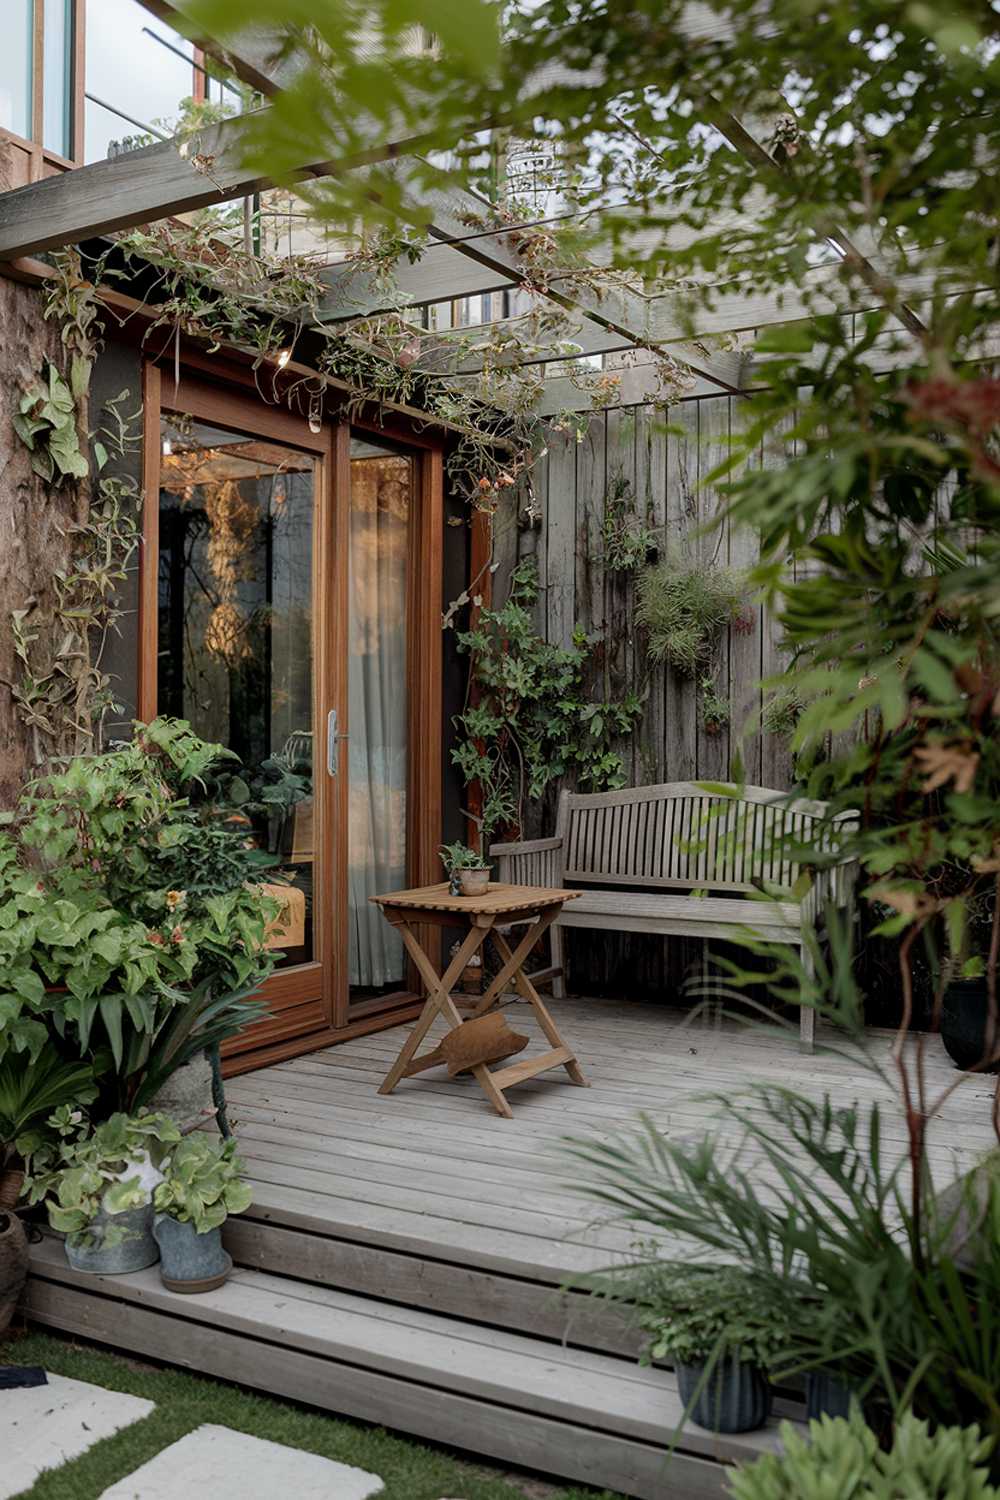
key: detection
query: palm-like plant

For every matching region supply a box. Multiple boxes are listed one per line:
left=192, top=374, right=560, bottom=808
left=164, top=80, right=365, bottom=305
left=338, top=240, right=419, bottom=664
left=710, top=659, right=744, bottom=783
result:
left=0, top=1047, right=97, bottom=1206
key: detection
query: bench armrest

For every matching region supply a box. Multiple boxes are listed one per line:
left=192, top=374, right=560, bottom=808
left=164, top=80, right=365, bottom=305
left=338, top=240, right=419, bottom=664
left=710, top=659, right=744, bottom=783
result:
left=801, top=858, right=861, bottom=926
left=489, top=836, right=564, bottom=887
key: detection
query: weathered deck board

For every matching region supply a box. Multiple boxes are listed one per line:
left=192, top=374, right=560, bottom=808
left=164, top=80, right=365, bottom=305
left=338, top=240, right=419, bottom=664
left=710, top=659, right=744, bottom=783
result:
left=26, top=1001, right=992, bottom=1500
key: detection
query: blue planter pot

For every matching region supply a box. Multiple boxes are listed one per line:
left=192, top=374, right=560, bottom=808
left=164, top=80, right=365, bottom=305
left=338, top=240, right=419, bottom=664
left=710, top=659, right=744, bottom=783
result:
left=65, top=1203, right=158, bottom=1275
left=676, top=1354, right=771, bottom=1434
left=806, top=1371, right=854, bottom=1421
left=153, top=1214, right=232, bottom=1294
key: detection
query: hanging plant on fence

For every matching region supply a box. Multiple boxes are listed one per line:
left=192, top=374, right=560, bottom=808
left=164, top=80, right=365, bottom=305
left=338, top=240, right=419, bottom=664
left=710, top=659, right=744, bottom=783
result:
left=636, top=548, right=747, bottom=675
left=452, top=559, right=644, bottom=843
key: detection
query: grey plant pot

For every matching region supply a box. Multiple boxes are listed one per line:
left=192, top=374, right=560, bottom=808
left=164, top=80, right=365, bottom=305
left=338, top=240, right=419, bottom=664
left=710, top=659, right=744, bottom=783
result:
left=676, top=1353, right=771, bottom=1434
left=148, top=1051, right=216, bottom=1131
left=806, top=1370, right=854, bottom=1421
left=65, top=1202, right=159, bottom=1275
left=153, top=1214, right=232, bottom=1294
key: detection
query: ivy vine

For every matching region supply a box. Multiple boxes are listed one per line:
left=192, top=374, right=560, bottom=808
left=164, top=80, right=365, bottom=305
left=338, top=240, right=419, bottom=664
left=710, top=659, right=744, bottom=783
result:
left=452, top=559, right=645, bottom=843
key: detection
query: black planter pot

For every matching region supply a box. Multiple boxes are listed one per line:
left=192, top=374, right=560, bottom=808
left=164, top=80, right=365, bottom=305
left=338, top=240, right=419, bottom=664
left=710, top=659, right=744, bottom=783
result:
left=676, top=1353, right=771, bottom=1434
left=806, top=1370, right=854, bottom=1421
left=941, top=979, right=1000, bottom=1073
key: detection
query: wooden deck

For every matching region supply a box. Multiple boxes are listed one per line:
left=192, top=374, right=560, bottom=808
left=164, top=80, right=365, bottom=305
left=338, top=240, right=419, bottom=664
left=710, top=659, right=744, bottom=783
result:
left=26, top=998, right=996, bottom=1499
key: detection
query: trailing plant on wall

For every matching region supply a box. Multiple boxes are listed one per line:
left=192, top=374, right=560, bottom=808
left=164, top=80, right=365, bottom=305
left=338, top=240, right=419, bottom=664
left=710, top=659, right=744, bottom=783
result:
left=601, top=471, right=657, bottom=573
left=700, top=676, right=731, bottom=736
left=452, top=559, right=644, bottom=843
left=635, top=550, right=746, bottom=677
left=9, top=253, right=143, bottom=764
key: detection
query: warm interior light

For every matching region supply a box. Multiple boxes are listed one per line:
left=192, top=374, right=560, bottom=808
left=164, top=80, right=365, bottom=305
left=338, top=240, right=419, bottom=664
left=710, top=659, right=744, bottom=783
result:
left=162, top=438, right=173, bottom=456
left=276, top=347, right=292, bottom=368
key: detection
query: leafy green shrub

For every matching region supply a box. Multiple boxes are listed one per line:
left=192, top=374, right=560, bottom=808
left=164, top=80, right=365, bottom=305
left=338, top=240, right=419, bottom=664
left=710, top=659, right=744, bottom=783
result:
left=22, top=1108, right=180, bottom=1248
left=0, top=717, right=278, bottom=1108
left=568, top=1091, right=1000, bottom=1450
left=636, top=551, right=745, bottom=676
left=0, top=1048, right=97, bottom=1191
left=617, top=1263, right=797, bottom=1368
left=729, top=1411, right=1000, bottom=1500
left=153, top=1135, right=252, bottom=1233
left=452, top=559, right=644, bottom=840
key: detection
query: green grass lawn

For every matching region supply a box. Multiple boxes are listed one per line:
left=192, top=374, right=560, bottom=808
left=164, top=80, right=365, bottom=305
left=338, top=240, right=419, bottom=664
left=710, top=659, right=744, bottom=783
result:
left=5, top=1330, right=627, bottom=1500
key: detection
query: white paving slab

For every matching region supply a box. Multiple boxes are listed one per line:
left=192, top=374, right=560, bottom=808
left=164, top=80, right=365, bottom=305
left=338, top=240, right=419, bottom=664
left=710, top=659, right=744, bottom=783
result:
left=0, top=1372, right=154, bottom=1498
left=100, top=1425, right=384, bottom=1500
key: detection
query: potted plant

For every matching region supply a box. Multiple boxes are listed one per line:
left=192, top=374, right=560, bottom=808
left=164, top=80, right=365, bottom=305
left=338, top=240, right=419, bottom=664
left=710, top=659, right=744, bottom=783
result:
left=439, top=841, right=491, bottom=898
left=0, top=1048, right=97, bottom=1210
left=21, top=1107, right=180, bottom=1274
left=152, top=1135, right=252, bottom=1293
left=0, top=717, right=280, bottom=1118
left=941, top=890, right=1000, bottom=1071
left=630, top=1265, right=791, bottom=1434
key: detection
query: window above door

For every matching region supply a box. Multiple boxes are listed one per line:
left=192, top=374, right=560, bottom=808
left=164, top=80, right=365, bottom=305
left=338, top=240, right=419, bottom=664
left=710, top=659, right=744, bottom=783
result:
left=0, top=0, right=81, bottom=170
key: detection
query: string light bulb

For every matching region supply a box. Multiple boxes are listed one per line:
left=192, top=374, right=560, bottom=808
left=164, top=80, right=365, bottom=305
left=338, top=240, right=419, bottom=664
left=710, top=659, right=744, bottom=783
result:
left=275, top=347, right=292, bottom=369
left=162, top=438, right=173, bottom=456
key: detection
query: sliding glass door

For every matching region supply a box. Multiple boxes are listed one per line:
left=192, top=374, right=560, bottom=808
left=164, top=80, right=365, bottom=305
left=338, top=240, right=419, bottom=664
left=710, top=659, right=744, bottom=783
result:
left=144, top=370, right=442, bottom=1060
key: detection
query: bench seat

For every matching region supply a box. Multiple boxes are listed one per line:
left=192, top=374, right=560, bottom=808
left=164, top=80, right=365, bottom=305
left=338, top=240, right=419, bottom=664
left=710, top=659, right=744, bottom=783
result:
left=491, top=782, right=858, bottom=1051
left=560, top=890, right=803, bottom=943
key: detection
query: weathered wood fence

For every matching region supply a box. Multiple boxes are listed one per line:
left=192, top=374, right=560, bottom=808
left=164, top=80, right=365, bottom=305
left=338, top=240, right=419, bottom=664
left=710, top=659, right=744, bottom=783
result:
left=495, top=394, right=796, bottom=808
left=489, top=393, right=807, bottom=1001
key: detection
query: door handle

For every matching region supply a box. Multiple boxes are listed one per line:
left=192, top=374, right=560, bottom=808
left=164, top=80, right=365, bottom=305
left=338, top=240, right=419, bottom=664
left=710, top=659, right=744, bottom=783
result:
left=326, top=709, right=348, bottom=776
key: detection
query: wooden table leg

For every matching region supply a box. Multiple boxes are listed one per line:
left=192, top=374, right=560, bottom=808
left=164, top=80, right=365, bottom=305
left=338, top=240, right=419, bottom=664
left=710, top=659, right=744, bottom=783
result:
left=377, top=919, right=489, bottom=1095
left=469, top=907, right=558, bottom=1019
left=492, top=926, right=590, bottom=1089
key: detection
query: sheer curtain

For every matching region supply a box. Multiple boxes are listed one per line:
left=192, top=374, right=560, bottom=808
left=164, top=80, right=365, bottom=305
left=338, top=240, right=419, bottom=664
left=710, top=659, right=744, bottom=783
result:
left=347, top=454, right=410, bottom=988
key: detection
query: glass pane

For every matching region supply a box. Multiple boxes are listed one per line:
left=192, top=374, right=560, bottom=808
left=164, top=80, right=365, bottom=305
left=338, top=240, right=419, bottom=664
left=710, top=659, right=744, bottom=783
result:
left=43, top=0, right=72, bottom=155
left=159, top=414, right=317, bottom=968
left=85, top=0, right=193, bottom=161
left=0, top=0, right=33, bottom=141
left=348, top=438, right=412, bottom=997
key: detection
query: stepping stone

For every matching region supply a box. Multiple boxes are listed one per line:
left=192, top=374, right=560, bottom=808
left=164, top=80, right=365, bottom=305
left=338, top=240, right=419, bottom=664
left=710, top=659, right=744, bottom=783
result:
left=100, top=1425, right=384, bottom=1499
left=0, top=1372, right=154, bottom=1498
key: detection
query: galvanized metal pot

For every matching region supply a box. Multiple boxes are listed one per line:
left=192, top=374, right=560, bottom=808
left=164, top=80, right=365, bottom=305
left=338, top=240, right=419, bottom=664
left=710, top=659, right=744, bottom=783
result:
left=153, top=1214, right=232, bottom=1294
left=64, top=1202, right=159, bottom=1275
left=676, top=1353, right=771, bottom=1433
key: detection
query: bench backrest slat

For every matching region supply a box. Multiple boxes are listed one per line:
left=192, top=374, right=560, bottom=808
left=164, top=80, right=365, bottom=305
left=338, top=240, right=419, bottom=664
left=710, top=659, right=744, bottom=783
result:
left=558, top=782, right=844, bottom=893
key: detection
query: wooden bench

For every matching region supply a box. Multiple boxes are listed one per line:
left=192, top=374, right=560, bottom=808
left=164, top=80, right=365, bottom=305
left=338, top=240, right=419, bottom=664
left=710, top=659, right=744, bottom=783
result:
left=490, top=783, right=858, bottom=1049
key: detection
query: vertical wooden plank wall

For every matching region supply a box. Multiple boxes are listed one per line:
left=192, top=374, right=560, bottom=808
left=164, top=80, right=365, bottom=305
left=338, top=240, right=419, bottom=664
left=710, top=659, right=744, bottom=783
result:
left=489, top=393, right=801, bottom=997
left=497, top=395, right=796, bottom=818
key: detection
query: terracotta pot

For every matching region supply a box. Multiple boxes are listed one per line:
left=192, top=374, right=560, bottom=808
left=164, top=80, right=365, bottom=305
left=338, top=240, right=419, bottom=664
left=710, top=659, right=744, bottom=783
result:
left=676, top=1353, right=771, bottom=1434
left=0, top=1210, right=29, bottom=1334
left=458, top=867, right=490, bottom=898
left=0, top=1168, right=25, bottom=1211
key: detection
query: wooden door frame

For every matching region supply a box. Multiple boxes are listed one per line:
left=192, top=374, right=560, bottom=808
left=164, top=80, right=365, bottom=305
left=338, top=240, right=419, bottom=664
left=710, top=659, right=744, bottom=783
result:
left=139, top=360, right=443, bottom=1063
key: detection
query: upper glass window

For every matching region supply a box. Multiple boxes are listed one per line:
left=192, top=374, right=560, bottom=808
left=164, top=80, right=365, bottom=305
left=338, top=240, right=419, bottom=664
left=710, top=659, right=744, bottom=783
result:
left=85, top=0, right=194, bottom=161
left=44, top=0, right=73, bottom=156
left=0, top=0, right=34, bottom=143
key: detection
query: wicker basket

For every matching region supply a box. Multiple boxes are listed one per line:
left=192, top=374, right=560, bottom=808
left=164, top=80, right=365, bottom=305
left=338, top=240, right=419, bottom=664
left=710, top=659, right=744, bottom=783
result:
left=0, top=1210, right=28, bottom=1335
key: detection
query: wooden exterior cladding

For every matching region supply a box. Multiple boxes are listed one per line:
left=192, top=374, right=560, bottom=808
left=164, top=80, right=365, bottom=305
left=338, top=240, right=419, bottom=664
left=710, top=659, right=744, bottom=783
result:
left=139, top=357, right=445, bottom=1072
left=0, top=0, right=87, bottom=190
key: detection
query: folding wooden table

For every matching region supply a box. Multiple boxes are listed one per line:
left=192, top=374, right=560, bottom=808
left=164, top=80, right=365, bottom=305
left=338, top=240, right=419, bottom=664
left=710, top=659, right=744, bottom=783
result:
left=371, top=882, right=587, bottom=1119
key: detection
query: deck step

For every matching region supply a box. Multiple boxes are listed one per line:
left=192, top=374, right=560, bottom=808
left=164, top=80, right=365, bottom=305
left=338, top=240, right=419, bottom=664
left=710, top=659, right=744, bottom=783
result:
left=224, top=1213, right=643, bottom=1358
left=26, top=1235, right=797, bottom=1500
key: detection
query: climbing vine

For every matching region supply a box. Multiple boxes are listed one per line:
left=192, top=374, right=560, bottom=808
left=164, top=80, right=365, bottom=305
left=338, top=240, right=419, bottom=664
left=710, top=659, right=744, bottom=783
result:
left=9, top=252, right=142, bottom=763
left=452, top=559, right=645, bottom=843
